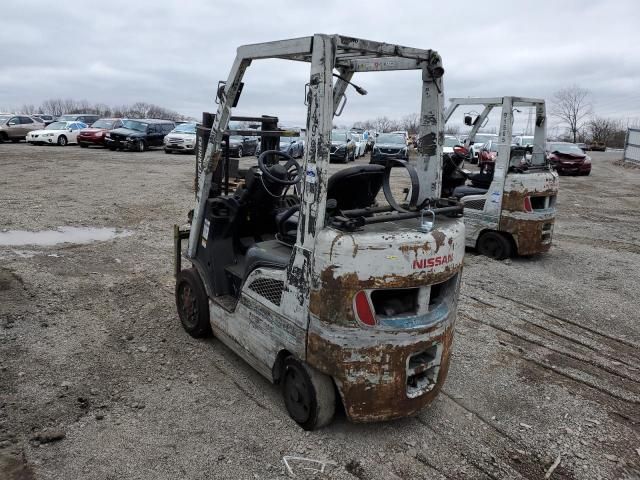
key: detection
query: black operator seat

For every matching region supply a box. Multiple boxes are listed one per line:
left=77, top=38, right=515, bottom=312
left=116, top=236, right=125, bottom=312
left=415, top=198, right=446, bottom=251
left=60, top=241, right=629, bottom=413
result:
left=275, top=164, right=386, bottom=237
left=244, top=240, right=293, bottom=279
left=452, top=185, right=489, bottom=199
left=326, top=164, right=385, bottom=210
left=245, top=164, right=387, bottom=277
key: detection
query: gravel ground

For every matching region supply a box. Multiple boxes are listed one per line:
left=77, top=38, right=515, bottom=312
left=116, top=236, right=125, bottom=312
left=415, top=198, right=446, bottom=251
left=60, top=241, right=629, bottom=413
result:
left=1, top=143, right=639, bottom=479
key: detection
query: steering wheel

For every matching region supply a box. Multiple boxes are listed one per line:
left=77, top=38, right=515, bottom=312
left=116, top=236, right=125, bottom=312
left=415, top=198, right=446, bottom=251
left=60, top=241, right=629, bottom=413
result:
left=258, top=150, right=302, bottom=185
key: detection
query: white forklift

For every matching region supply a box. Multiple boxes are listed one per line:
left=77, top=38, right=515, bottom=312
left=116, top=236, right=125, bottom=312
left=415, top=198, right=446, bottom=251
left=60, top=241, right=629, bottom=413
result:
left=443, top=97, right=559, bottom=259
left=174, top=34, right=466, bottom=429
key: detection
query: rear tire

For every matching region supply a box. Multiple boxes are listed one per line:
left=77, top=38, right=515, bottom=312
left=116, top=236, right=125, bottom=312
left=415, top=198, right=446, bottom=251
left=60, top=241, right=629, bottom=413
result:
left=477, top=231, right=512, bottom=260
left=164, top=149, right=172, bottom=154
left=80, top=143, right=88, bottom=148
left=282, top=357, right=335, bottom=430
left=175, top=268, right=211, bottom=338
left=109, top=146, right=116, bottom=151
left=57, top=135, right=67, bottom=146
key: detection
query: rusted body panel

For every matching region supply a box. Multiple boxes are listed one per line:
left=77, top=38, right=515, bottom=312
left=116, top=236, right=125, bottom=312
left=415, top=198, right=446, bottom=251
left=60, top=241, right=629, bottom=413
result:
left=307, top=317, right=455, bottom=422
left=500, top=171, right=558, bottom=255
left=306, top=217, right=464, bottom=421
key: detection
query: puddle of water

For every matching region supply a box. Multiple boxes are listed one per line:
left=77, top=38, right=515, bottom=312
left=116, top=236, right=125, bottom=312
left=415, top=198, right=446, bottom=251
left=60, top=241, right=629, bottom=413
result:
left=0, top=227, right=132, bottom=247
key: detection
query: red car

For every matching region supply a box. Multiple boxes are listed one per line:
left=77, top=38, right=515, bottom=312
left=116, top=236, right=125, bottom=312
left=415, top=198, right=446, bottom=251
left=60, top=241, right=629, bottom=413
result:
left=546, top=142, right=591, bottom=176
left=78, top=118, right=123, bottom=147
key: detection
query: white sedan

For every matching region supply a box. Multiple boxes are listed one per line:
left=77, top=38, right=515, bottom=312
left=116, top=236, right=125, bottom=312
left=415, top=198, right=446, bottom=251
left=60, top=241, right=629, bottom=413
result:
left=26, top=121, right=86, bottom=146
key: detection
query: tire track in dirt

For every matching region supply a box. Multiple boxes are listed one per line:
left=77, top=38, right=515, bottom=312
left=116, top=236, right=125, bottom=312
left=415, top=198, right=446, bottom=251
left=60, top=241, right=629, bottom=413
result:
left=554, top=233, right=640, bottom=255
left=462, top=292, right=640, bottom=380
left=459, top=309, right=639, bottom=405
left=464, top=282, right=640, bottom=351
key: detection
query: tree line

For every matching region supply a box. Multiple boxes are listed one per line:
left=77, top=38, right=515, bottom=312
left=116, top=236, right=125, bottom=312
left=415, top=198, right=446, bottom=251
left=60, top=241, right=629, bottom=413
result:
left=551, top=85, right=637, bottom=147
left=15, top=98, right=193, bottom=122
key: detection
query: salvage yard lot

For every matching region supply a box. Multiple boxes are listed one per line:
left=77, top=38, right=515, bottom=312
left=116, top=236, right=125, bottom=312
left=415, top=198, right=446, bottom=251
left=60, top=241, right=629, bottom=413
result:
left=1, top=145, right=639, bottom=479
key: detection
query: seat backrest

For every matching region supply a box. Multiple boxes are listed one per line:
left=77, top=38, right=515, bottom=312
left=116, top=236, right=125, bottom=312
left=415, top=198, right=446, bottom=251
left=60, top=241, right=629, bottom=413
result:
left=326, top=164, right=385, bottom=210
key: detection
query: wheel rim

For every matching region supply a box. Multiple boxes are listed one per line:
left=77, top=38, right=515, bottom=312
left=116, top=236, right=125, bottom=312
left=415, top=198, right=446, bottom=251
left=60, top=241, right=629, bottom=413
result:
left=284, top=365, right=312, bottom=423
left=59, top=137, right=66, bottom=146
left=238, top=147, right=243, bottom=157
left=177, top=283, right=199, bottom=329
left=138, top=141, right=144, bottom=152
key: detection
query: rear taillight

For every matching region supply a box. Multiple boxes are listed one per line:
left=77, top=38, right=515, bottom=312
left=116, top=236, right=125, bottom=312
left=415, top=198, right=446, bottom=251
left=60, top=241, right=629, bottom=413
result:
left=523, top=196, right=533, bottom=213
left=354, top=291, right=376, bottom=326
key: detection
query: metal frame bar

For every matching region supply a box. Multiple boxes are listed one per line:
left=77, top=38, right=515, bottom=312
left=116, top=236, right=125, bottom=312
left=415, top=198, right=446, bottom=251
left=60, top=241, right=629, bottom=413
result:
left=415, top=57, right=445, bottom=202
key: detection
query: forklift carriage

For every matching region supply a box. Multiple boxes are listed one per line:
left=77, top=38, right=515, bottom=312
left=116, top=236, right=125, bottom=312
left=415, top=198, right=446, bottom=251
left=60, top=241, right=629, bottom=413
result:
left=174, top=34, right=466, bottom=429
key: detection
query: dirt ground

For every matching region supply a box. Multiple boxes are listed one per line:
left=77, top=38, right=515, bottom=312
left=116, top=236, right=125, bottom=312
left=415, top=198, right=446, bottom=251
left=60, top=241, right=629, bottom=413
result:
left=1, top=143, right=639, bottom=480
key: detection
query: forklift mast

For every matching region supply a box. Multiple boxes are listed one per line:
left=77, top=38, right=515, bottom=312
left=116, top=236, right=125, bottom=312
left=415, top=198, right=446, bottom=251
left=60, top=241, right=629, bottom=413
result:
left=190, top=35, right=446, bottom=254
left=187, top=34, right=448, bottom=308
left=444, top=96, right=547, bottom=214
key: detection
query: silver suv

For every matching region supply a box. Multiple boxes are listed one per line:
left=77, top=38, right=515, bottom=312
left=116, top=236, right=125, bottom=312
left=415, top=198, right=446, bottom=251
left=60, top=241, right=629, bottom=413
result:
left=0, top=114, right=43, bottom=142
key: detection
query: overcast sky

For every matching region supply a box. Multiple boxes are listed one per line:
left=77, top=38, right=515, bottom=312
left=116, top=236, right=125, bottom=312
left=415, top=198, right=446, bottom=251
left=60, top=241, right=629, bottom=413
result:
left=1, top=0, right=638, bottom=133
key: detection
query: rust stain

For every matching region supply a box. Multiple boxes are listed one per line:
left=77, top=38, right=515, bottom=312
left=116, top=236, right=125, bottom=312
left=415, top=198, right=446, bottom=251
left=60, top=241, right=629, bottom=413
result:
left=500, top=187, right=556, bottom=255
left=307, top=324, right=455, bottom=422
left=431, top=230, right=445, bottom=253
left=501, top=188, right=555, bottom=212
left=399, top=241, right=431, bottom=260
left=309, top=264, right=459, bottom=327
left=500, top=216, right=553, bottom=256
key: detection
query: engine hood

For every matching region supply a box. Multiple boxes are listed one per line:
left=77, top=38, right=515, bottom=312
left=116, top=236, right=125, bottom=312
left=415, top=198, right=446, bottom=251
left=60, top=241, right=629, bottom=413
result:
left=550, top=151, right=586, bottom=160
left=376, top=142, right=405, bottom=149
left=80, top=128, right=107, bottom=133
left=110, top=128, right=143, bottom=137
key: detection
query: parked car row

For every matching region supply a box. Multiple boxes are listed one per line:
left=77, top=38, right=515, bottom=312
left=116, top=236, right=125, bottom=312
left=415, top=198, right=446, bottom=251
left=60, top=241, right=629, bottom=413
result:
left=1, top=114, right=305, bottom=158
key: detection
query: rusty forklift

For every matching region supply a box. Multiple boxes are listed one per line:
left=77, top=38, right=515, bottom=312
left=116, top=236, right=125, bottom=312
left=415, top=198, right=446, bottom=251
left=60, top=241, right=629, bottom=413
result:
left=444, top=97, right=559, bottom=259
left=174, top=34, right=465, bottom=429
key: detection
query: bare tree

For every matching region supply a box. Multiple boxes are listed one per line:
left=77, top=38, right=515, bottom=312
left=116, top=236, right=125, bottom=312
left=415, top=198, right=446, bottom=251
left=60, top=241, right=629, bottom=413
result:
left=373, top=116, right=399, bottom=132
left=400, top=113, right=420, bottom=135
left=551, top=85, right=592, bottom=143
left=444, top=125, right=460, bottom=135
left=588, top=116, right=616, bottom=145
left=41, top=99, right=65, bottom=116
left=20, top=104, right=37, bottom=114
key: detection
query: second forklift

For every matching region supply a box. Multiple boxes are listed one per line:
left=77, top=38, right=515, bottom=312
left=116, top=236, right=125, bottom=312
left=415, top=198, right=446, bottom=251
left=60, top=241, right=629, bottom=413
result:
left=444, top=97, right=559, bottom=259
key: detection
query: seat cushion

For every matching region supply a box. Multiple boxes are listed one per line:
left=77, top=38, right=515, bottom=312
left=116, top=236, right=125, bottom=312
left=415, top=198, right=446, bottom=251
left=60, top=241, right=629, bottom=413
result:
left=244, top=240, right=292, bottom=278
left=452, top=185, right=488, bottom=199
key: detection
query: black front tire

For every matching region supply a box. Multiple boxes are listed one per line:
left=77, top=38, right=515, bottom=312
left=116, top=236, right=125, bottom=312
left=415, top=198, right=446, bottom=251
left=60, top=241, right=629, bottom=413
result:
left=80, top=143, right=88, bottom=148
left=175, top=268, right=212, bottom=338
left=477, top=231, right=513, bottom=260
left=237, top=146, right=243, bottom=158
left=282, top=357, right=335, bottom=431
left=11, top=138, right=20, bottom=143
left=57, top=135, right=67, bottom=146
